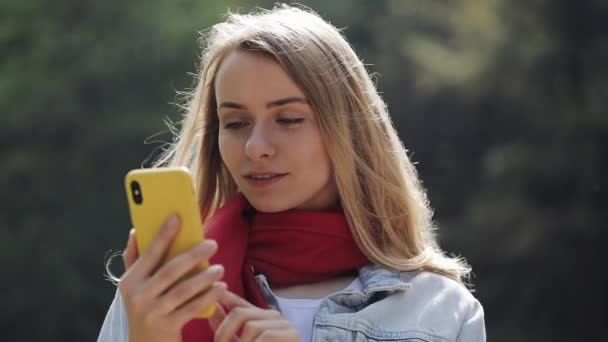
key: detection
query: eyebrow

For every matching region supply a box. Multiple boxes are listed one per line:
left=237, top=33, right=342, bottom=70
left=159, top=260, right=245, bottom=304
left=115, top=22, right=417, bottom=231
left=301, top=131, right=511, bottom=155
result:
left=218, top=96, right=309, bottom=110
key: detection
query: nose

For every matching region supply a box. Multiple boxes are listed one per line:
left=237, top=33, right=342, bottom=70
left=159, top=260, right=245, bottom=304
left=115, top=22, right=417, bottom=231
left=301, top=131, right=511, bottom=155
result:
left=244, top=122, right=275, bottom=160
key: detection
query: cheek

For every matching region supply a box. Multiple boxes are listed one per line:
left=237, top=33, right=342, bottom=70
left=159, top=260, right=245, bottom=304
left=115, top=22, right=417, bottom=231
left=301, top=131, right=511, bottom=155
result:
left=218, top=134, right=241, bottom=172
left=316, top=153, right=333, bottom=182
left=293, top=139, right=332, bottom=179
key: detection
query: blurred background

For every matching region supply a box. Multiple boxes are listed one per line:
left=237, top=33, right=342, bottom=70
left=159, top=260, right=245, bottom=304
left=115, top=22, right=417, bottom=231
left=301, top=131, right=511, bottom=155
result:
left=2, top=0, right=606, bottom=340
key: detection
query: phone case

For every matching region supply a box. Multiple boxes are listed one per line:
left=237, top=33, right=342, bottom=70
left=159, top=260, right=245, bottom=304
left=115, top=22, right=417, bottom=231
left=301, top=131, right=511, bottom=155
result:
left=124, top=166, right=215, bottom=318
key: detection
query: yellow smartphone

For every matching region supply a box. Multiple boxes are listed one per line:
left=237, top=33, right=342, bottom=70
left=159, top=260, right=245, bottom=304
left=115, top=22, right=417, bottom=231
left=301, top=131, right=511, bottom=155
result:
left=124, top=166, right=215, bottom=318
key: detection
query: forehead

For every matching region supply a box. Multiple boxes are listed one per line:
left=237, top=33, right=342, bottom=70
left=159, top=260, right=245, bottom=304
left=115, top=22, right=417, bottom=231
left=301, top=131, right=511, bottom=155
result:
left=214, top=49, right=305, bottom=102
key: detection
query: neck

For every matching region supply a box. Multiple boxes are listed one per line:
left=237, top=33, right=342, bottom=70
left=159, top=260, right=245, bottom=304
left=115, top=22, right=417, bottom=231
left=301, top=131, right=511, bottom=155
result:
left=272, top=272, right=358, bottom=299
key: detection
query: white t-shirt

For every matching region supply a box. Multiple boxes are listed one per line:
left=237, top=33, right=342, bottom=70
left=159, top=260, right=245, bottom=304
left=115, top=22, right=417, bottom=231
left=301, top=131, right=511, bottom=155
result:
left=273, top=277, right=363, bottom=342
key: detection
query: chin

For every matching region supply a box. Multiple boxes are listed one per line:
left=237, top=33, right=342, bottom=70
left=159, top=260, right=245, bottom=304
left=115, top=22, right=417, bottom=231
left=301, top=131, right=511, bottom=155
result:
left=250, top=201, right=293, bottom=213
left=245, top=194, right=295, bottom=213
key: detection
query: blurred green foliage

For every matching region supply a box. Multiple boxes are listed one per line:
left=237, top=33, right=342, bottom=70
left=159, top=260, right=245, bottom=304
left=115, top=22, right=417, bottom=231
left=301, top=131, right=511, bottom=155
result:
left=1, top=0, right=606, bottom=340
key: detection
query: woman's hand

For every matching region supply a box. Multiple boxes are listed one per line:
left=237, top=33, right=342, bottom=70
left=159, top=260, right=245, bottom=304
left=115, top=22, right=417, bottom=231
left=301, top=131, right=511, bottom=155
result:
left=119, top=215, right=228, bottom=342
left=209, top=290, right=301, bottom=342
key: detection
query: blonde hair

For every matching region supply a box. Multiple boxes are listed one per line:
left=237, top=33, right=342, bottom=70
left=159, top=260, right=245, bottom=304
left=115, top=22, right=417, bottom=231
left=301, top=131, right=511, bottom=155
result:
left=154, top=4, right=471, bottom=282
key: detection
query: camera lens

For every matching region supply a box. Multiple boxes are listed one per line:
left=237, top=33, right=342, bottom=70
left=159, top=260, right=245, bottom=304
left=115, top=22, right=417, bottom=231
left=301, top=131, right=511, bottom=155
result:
left=131, top=181, right=143, bottom=204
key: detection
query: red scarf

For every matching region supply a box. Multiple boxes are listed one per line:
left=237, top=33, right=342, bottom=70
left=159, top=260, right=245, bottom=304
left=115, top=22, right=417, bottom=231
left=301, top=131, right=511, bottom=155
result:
left=181, top=193, right=370, bottom=341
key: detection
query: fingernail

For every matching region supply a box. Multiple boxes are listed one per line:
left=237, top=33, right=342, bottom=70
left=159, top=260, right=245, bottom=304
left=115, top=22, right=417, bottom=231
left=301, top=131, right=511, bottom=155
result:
left=167, top=215, right=180, bottom=231
left=194, top=243, right=211, bottom=255
left=208, top=264, right=224, bottom=275
left=204, top=240, right=218, bottom=253
left=214, top=281, right=227, bottom=290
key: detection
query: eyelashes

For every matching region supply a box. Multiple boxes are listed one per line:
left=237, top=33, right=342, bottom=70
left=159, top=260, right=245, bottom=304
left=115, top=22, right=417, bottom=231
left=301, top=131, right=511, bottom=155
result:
left=223, top=118, right=304, bottom=130
left=277, top=118, right=304, bottom=125
left=224, top=122, right=246, bottom=130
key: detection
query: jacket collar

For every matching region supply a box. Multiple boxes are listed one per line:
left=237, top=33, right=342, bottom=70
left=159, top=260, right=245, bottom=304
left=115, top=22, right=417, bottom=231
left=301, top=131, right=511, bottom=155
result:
left=357, top=264, right=412, bottom=295
left=254, top=265, right=412, bottom=310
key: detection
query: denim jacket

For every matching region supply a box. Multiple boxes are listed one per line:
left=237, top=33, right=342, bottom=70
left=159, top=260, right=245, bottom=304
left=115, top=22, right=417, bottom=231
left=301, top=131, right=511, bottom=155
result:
left=257, top=265, right=485, bottom=342
left=97, top=265, right=485, bottom=342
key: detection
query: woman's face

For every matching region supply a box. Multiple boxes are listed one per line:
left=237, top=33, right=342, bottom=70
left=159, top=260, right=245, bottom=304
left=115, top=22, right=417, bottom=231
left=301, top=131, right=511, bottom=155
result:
left=215, top=50, right=339, bottom=213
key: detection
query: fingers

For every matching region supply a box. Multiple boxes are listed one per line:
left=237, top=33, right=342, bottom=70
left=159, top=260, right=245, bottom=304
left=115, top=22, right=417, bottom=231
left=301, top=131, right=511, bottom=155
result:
left=211, top=291, right=299, bottom=342
left=116, top=213, right=231, bottom=340
left=142, top=239, right=219, bottom=299
left=219, top=289, right=255, bottom=310
left=239, top=319, right=292, bottom=342
left=214, top=306, right=282, bottom=342
left=122, top=228, right=139, bottom=270
left=155, top=262, right=224, bottom=313
left=173, top=281, right=228, bottom=323
left=208, top=302, right=227, bottom=332
left=256, top=329, right=301, bottom=342
left=128, top=214, right=181, bottom=281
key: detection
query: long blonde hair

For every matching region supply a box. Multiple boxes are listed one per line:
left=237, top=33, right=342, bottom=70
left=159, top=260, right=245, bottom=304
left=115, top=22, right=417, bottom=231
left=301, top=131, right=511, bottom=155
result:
left=154, top=4, right=470, bottom=282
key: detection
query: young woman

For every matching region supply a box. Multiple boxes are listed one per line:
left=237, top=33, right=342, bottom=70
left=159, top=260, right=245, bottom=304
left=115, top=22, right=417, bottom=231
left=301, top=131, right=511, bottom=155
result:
left=98, top=4, right=485, bottom=342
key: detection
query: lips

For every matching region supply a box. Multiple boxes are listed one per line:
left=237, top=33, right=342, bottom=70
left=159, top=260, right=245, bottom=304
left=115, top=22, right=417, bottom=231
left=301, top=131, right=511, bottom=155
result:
left=244, top=172, right=288, bottom=179
left=243, top=172, right=288, bottom=188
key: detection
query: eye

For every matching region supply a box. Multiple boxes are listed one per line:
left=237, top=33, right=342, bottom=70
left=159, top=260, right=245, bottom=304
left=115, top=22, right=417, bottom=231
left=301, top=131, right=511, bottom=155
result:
left=277, top=118, right=304, bottom=125
left=224, top=121, right=248, bottom=130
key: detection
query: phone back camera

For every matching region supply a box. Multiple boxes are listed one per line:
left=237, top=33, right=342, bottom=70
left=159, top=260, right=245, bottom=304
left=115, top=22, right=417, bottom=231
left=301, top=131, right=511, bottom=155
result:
left=131, top=181, right=143, bottom=205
